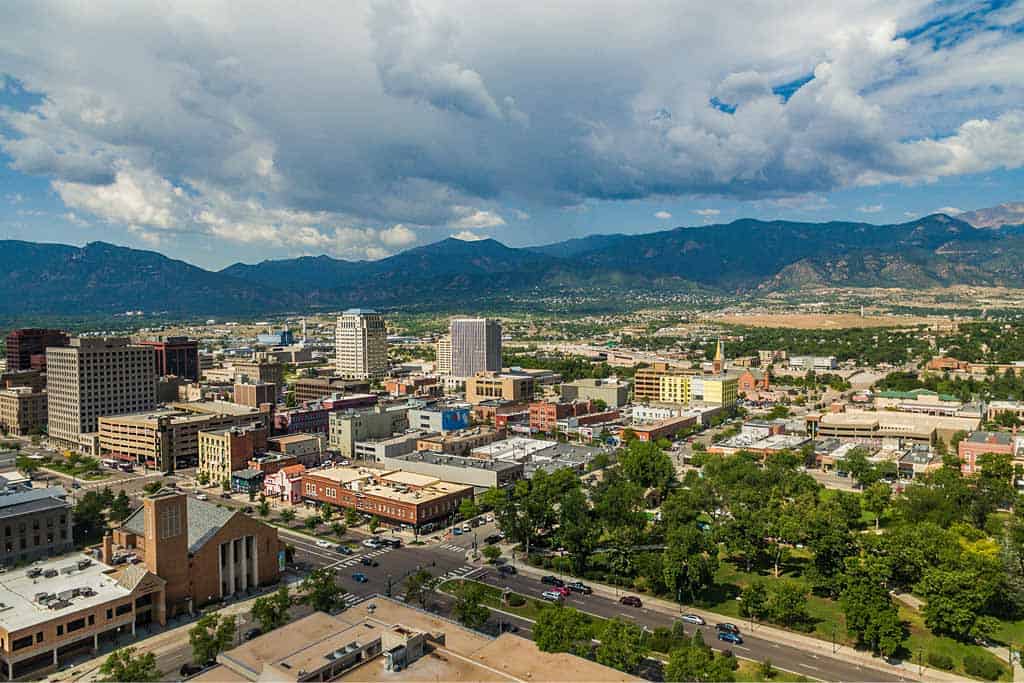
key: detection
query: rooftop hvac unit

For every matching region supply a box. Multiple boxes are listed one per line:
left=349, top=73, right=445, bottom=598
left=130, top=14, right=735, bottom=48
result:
left=34, top=592, right=53, bottom=603
left=60, top=565, right=76, bottom=575
left=79, top=587, right=96, bottom=597
left=43, top=569, right=58, bottom=578
left=25, top=568, right=42, bottom=578
left=77, top=559, right=92, bottom=570
left=58, top=589, right=76, bottom=600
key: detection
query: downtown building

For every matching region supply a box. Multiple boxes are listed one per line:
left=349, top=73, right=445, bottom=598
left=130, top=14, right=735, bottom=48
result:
left=449, top=318, right=501, bottom=378
left=335, top=309, right=388, bottom=380
left=138, top=336, right=200, bottom=381
left=3, top=329, right=68, bottom=372
left=46, top=338, right=157, bottom=454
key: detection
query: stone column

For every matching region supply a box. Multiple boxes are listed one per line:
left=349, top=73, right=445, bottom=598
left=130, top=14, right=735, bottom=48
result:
left=93, top=633, right=99, bottom=651
left=52, top=648, right=58, bottom=667
left=240, top=537, right=248, bottom=592
left=227, top=539, right=236, bottom=595
left=251, top=535, right=259, bottom=587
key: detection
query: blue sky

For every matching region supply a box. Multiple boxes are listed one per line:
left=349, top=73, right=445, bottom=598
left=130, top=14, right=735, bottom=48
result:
left=2, top=1, right=1023, bottom=270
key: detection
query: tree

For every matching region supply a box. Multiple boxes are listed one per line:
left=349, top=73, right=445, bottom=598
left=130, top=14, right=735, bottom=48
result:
left=862, top=482, right=891, bottom=530
left=534, top=607, right=592, bottom=656
left=618, top=440, right=675, bottom=496
left=917, top=567, right=997, bottom=641
left=98, top=647, right=160, bottom=682
left=279, top=508, right=295, bottom=524
left=15, top=454, right=38, bottom=477
left=197, top=471, right=210, bottom=486
left=319, top=503, right=334, bottom=522
left=252, top=585, right=291, bottom=632
left=482, top=545, right=501, bottom=563
left=331, top=521, right=347, bottom=537
left=765, top=581, right=810, bottom=628
left=404, top=569, right=439, bottom=608
left=108, top=490, right=132, bottom=522
left=301, top=567, right=346, bottom=612
left=459, top=498, right=480, bottom=521
left=664, top=635, right=735, bottom=682
left=843, top=447, right=879, bottom=488
left=73, top=490, right=108, bottom=542
left=558, top=487, right=598, bottom=574
left=258, top=499, right=271, bottom=517
left=596, top=619, right=647, bottom=674
left=189, top=613, right=236, bottom=665
left=662, top=526, right=718, bottom=603
left=452, top=582, right=490, bottom=629
left=304, top=515, right=319, bottom=531
left=841, top=557, right=903, bottom=657
left=739, top=581, right=770, bottom=620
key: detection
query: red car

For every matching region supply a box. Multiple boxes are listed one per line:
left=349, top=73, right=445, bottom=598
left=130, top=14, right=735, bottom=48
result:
left=619, top=595, right=642, bottom=608
left=551, top=586, right=571, bottom=597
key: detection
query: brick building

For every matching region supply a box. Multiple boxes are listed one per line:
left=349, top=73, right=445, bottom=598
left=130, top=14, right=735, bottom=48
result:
left=139, top=337, right=200, bottom=381
left=415, top=427, right=501, bottom=456
left=114, top=489, right=281, bottom=616
left=737, top=368, right=770, bottom=395
left=465, top=372, right=533, bottom=404
left=198, top=424, right=268, bottom=485
left=958, top=431, right=1018, bottom=475
left=529, top=400, right=592, bottom=433
left=263, top=464, right=305, bottom=503
left=3, top=328, right=68, bottom=372
left=0, top=387, right=47, bottom=436
left=233, top=382, right=276, bottom=409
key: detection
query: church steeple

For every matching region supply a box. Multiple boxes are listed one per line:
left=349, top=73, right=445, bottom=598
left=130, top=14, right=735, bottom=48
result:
left=713, top=339, right=724, bottom=374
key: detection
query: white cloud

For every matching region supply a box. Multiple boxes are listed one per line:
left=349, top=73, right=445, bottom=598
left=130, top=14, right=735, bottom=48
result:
left=693, top=208, right=720, bottom=217
left=512, top=209, right=530, bottom=220
left=0, top=1, right=1022, bottom=262
left=450, top=207, right=506, bottom=230
left=857, top=204, right=884, bottom=213
left=450, top=230, right=485, bottom=241
left=934, top=206, right=964, bottom=215
left=378, top=224, right=418, bottom=247
left=654, top=210, right=672, bottom=220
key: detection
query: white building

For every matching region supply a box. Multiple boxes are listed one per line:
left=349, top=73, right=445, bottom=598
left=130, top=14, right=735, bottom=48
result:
left=436, top=335, right=452, bottom=375
left=789, top=356, right=838, bottom=371
left=335, top=309, right=388, bottom=380
left=450, top=318, right=501, bottom=378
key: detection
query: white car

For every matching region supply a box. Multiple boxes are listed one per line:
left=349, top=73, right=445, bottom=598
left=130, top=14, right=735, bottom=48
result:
left=680, top=614, right=706, bottom=626
left=196, top=494, right=209, bottom=501
left=485, top=514, right=494, bottom=523
left=340, top=460, right=351, bottom=466
left=462, top=523, right=471, bottom=532
left=315, top=540, right=332, bottom=549
left=541, top=590, right=564, bottom=602
left=362, top=539, right=380, bottom=548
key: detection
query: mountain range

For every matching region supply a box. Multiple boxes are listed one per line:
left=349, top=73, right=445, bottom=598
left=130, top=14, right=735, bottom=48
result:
left=2, top=203, right=1024, bottom=317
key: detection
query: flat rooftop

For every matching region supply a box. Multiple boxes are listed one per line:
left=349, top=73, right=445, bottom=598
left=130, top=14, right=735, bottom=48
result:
left=0, top=555, right=130, bottom=632
left=394, top=451, right=522, bottom=472
left=471, top=437, right=556, bottom=459
left=268, top=433, right=322, bottom=444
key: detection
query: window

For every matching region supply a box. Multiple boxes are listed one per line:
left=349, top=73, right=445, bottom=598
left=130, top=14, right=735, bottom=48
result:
left=35, top=632, right=43, bottom=643
left=115, top=603, right=132, bottom=616
left=12, top=635, right=33, bottom=651
left=106, top=608, right=113, bottom=620
left=57, top=625, right=63, bottom=636
left=67, top=618, right=85, bottom=633
left=88, top=615, right=95, bottom=626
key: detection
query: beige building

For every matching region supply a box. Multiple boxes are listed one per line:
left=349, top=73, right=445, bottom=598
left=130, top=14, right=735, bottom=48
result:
left=98, top=402, right=268, bottom=472
left=198, top=424, right=268, bottom=485
left=435, top=335, right=452, bottom=375
left=46, top=338, right=156, bottom=453
left=811, top=409, right=980, bottom=445
left=633, top=363, right=697, bottom=403
left=328, top=404, right=409, bottom=458
left=560, top=377, right=631, bottom=408
left=335, top=309, right=388, bottom=380
left=465, top=371, right=533, bottom=404
left=415, top=427, right=501, bottom=456
left=0, top=387, right=47, bottom=436
left=230, top=358, right=283, bottom=398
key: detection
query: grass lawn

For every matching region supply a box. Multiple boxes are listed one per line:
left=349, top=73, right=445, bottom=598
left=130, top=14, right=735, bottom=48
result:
left=992, top=617, right=1024, bottom=648
left=735, top=659, right=815, bottom=682
left=440, top=579, right=552, bottom=622
left=900, top=606, right=1011, bottom=681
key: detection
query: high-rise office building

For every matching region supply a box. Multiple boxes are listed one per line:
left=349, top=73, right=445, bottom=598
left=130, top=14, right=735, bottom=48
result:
left=139, top=336, right=200, bottom=381
left=46, top=337, right=156, bottom=452
left=4, top=328, right=69, bottom=372
left=450, top=318, right=501, bottom=378
left=335, top=309, right=388, bottom=380
left=436, top=335, right=452, bottom=375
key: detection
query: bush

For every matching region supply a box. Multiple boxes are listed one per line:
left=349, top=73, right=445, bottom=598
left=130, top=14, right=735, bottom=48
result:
left=963, top=653, right=1003, bottom=681
left=926, top=652, right=954, bottom=671
left=507, top=594, right=526, bottom=607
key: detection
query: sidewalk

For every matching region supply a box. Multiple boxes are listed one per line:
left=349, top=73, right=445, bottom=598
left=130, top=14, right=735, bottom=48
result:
left=507, top=555, right=962, bottom=682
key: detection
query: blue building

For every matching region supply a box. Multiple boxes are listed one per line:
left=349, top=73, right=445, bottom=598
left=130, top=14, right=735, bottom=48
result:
left=257, top=330, right=294, bottom=346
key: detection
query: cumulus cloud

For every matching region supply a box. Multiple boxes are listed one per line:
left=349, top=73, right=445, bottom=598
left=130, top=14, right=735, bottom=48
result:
left=693, top=209, right=720, bottom=217
left=934, top=206, right=964, bottom=215
left=654, top=210, right=672, bottom=220
left=450, top=230, right=485, bottom=241
left=0, top=0, right=1022, bottom=262
left=857, top=204, right=884, bottom=213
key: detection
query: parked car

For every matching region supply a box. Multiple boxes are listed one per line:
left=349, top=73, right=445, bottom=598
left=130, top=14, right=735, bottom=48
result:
left=180, top=663, right=209, bottom=677
left=452, top=527, right=463, bottom=536
left=352, top=572, right=368, bottom=583
left=337, top=545, right=353, bottom=555
left=619, top=596, right=642, bottom=608
left=680, top=614, right=706, bottom=626
left=381, top=538, right=402, bottom=548
left=315, top=540, right=332, bottom=549
left=462, top=523, right=471, bottom=532
left=484, top=534, right=502, bottom=545
left=486, top=513, right=494, bottom=522
left=196, top=493, right=209, bottom=501
left=498, top=565, right=517, bottom=576
left=551, top=586, right=571, bottom=597
left=220, top=492, right=232, bottom=499
left=541, top=590, right=564, bottom=602
left=567, top=581, right=592, bottom=595
left=541, top=575, right=564, bottom=587
left=362, top=539, right=380, bottom=548
left=717, top=631, right=743, bottom=645
left=243, top=627, right=262, bottom=641
left=360, top=557, right=378, bottom=567
left=716, top=622, right=740, bottom=635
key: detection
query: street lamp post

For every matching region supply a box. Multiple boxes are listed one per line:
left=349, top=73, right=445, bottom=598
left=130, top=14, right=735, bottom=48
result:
left=831, top=625, right=836, bottom=653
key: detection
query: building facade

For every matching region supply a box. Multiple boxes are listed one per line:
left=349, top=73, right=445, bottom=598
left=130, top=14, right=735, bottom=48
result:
left=46, top=338, right=157, bottom=453
left=198, top=425, right=266, bottom=485
left=4, top=329, right=68, bottom=372
left=139, top=337, right=200, bottom=381
left=559, top=378, right=631, bottom=408
left=335, top=309, right=388, bottom=380
left=0, top=387, right=47, bottom=436
left=233, top=382, right=276, bottom=408
left=632, top=363, right=696, bottom=403
left=958, top=431, right=1017, bottom=475
left=328, top=405, right=409, bottom=458
left=465, top=372, right=533, bottom=404
left=0, top=487, right=73, bottom=565
left=449, top=318, right=501, bottom=378
left=415, top=427, right=501, bottom=456
left=435, top=335, right=452, bottom=375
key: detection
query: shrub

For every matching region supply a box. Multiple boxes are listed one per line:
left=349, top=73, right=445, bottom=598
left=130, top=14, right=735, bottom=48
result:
left=926, top=652, right=954, bottom=671
left=963, top=653, right=1003, bottom=681
left=507, top=594, right=526, bottom=607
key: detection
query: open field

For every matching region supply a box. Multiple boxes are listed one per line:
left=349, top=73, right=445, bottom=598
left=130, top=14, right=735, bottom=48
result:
left=709, top=313, right=944, bottom=329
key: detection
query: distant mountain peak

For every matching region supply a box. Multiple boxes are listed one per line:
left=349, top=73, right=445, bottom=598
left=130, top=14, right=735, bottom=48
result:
left=958, top=202, right=1024, bottom=229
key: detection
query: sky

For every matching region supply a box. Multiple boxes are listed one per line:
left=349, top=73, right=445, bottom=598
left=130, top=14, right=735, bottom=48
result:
left=1, top=0, right=1023, bottom=270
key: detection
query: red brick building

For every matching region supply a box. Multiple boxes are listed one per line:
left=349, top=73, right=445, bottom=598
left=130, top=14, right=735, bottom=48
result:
left=957, top=431, right=1016, bottom=475
left=4, top=328, right=68, bottom=371
left=737, top=369, right=770, bottom=395
left=528, top=400, right=593, bottom=433
left=140, top=337, right=200, bottom=381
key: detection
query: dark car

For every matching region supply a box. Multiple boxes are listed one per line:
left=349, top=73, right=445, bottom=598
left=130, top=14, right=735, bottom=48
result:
left=619, top=595, right=642, bottom=608
left=541, top=575, right=564, bottom=587
left=484, top=534, right=502, bottom=545
left=360, top=557, right=379, bottom=567
left=716, top=622, right=740, bottom=635
left=383, top=538, right=402, bottom=548
left=179, top=662, right=211, bottom=678
left=243, top=627, right=262, bottom=641
left=718, top=631, right=743, bottom=645
left=337, top=545, right=353, bottom=555
left=352, top=572, right=369, bottom=583
left=243, top=506, right=254, bottom=514
left=567, top=581, right=592, bottom=595
left=498, top=564, right=517, bottom=575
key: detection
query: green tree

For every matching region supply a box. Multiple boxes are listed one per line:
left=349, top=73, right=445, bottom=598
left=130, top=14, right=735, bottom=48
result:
left=862, top=482, right=891, bottom=530
left=766, top=581, right=810, bottom=628
left=618, top=440, right=675, bottom=496
left=841, top=557, right=903, bottom=657
left=258, top=499, right=270, bottom=517
left=108, top=490, right=132, bottom=522
left=252, top=585, right=291, bottom=632
left=72, top=490, right=108, bottom=542
left=558, top=487, right=598, bottom=574
left=664, top=635, right=735, bottom=683
left=482, top=545, right=501, bottom=563
left=98, top=647, right=160, bottom=682
left=739, top=581, right=770, bottom=620
left=404, top=569, right=439, bottom=608
left=368, top=516, right=380, bottom=533
left=662, top=526, right=718, bottom=603
left=279, top=508, right=295, bottom=524
left=534, top=606, right=592, bottom=656
left=301, top=567, right=346, bottom=612
left=459, top=498, right=480, bottom=520
left=189, top=613, right=236, bottom=665
left=452, top=582, right=490, bottom=629
left=304, top=515, right=319, bottom=531
left=345, top=509, right=361, bottom=526
left=842, top=447, right=879, bottom=488
left=319, top=503, right=334, bottom=522
left=917, top=567, right=997, bottom=641
left=596, top=619, right=647, bottom=674
left=331, top=521, right=347, bottom=538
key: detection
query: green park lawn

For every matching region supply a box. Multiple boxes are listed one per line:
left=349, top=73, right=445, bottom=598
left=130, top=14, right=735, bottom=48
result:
left=440, top=578, right=553, bottom=622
